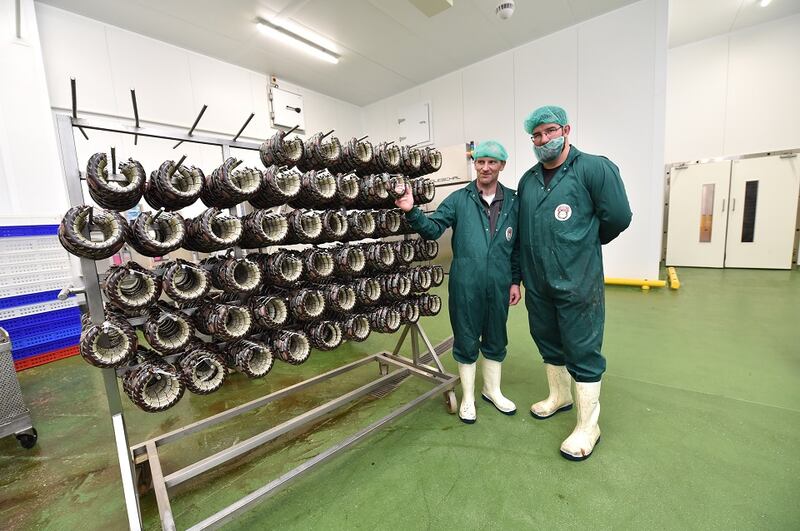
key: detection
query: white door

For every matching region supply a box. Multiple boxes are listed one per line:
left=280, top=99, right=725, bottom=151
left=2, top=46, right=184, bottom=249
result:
left=724, top=154, right=800, bottom=269
left=666, top=161, right=732, bottom=268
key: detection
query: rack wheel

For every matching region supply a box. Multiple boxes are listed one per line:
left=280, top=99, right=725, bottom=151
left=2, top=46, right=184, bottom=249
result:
left=444, top=391, right=457, bottom=415
left=136, top=461, right=154, bottom=494
left=16, top=428, right=38, bottom=449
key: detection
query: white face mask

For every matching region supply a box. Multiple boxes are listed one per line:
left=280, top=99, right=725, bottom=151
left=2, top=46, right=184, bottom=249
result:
left=533, top=136, right=565, bottom=162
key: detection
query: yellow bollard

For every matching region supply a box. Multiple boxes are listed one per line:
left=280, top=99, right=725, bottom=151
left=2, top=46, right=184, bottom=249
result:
left=667, top=267, right=681, bottom=290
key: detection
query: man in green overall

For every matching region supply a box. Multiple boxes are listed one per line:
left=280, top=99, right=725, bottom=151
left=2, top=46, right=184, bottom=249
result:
left=395, top=140, right=521, bottom=424
left=518, top=106, right=632, bottom=460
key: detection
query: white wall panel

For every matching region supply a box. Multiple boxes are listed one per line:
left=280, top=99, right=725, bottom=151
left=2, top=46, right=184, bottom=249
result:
left=0, top=0, right=68, bottom=220
left=513, top=26, right=578, bottom=180
left=104, top=26, right=195, bottom=126
left=578, top=1, right=655, bottom=159
left=666, top=14, right=800, bottom=163
left=418, top=71, right=464, bottom=149
left=578, top=0, right=666, bottom=280
left=462, top=53, right=516, bottom=185
left=187, top=54, right=256, bottom=137
left=361, top=101, right=387, bottom=143
left=363, top=0, right=668, bottom=279
left=335, top=100, right=367, bottom=140
left=35, top=4, right=117, bottom=116
left=382, top=87, right=424, bottom=144
left=724, top=15, right=800, bottom=156
left=247, top=72, right=270, bottom=142
left=301, top=91, right=338, bottom=138
left=664, top=36, right=728, bottom=163
left=648, top=0, right=669, bottom=280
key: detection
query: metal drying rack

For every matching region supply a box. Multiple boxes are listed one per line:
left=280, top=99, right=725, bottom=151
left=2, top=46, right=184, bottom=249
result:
left=54, top=81, right=458, bottom=530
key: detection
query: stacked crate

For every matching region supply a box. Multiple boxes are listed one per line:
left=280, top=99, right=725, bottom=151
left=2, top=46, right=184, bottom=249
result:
left=0, top=225, right=81, bottom=370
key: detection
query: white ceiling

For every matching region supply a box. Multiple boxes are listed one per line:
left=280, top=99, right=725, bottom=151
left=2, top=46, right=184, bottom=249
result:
left=35, top=0, right=800, bottom=106
left=669, top=0, right=800, bottom=48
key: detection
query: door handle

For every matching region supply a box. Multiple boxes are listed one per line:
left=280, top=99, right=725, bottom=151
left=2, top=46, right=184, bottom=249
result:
left=721, top=199, right=726, bottom=212
left=731, top=198, right=736, bottom=211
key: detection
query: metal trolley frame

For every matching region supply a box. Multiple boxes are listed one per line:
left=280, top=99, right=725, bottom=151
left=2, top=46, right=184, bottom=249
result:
left=53, top=111, right=458, bottom=530
left=0, top=328, right=38, bottom=449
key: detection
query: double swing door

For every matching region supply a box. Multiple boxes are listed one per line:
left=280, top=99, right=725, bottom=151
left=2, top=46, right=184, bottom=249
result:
left=666, top=153, right=800, bottom=269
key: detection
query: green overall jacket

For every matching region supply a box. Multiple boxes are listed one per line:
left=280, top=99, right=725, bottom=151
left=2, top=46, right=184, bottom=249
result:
left=406, top=180, right=520, bottom=364
left=517, top=146, right=631, bottom=381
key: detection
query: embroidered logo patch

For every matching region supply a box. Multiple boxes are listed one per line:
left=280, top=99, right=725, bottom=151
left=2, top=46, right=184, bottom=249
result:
left=505, top=227, right=513, bottom=241
left=555, top=204, right=572, bottom=221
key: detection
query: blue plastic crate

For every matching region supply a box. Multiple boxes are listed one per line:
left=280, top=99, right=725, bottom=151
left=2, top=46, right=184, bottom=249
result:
left=1, top=313, right=82, bottom=340
left=0, top=306, right=81, bottom=330
left=12, top=335, right=81, bottom=361
left=0, top=225, right=59, bottom=238
left=0, top=290, right=72, bottom=310
left=8, top=323, right=83, bottom=350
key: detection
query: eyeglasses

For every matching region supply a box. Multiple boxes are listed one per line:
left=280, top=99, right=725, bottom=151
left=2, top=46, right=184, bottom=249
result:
left=531, top=126, right=563, bottom=144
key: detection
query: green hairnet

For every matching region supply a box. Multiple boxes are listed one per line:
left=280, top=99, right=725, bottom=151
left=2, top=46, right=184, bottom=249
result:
left=472, top=140, right=508, bottom=161
left=523, top=105, right=569, bottom=134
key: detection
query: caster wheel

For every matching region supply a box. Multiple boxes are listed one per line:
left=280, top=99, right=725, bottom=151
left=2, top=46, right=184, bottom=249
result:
left=136, top=462, right=154, bottom=494
left=444, top=391, right=457, bottom=415
left=16, top=428, right=38, bottom=449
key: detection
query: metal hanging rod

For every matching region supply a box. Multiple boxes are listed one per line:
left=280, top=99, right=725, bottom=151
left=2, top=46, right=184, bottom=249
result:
left=232, top=113, right=255, bottom=142
left=173, top=104, right=208, bottom=149
left=130, top=89, right=140, bottom=145
left=70, top=77, right=89, bottom=140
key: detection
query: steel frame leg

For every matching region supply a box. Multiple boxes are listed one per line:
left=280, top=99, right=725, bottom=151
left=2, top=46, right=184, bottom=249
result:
left=56, top=114, right=143, bottom=530
left=391, top=322, right=447, bottom=373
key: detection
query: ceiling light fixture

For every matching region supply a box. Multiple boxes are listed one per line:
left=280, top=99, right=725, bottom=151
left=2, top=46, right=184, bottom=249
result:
left=759, top=0, right=771, bottom=6
left=256, top=17, right=340, bottom=64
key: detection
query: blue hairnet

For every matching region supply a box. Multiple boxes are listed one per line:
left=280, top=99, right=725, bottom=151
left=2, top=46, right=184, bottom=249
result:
left=472, top=140, right=508, bottom=161
left=523, top=106, right=569, bottom=134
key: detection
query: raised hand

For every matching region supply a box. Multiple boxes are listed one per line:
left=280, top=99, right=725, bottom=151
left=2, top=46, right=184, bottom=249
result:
left=394, top=184, right=414, bottom=212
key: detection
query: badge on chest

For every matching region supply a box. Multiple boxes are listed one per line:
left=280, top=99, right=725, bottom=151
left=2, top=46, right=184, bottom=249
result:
left=505, top=227, right=513, bottom=241
left=555, top=204, right=572, bottom=221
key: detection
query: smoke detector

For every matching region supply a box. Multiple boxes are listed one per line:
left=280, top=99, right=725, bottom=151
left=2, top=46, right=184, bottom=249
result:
left=496, top=1, right=515, bottom=20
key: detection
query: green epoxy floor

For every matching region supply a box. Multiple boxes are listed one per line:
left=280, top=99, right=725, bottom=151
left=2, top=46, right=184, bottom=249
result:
left=1, top=268, right=799, bottom=530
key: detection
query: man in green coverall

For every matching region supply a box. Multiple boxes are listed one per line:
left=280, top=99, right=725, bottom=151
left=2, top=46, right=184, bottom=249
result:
left=518, top=106, right=632, bottom=461
left=395, top=140, right=521, bottom=424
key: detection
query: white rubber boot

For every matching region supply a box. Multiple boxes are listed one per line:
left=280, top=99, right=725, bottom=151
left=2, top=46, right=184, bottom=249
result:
left=560, top=381, right=602, bottom=461
left=480, top=359, right=517, bottom=415
left=530, top=364, right=574, bottom=419
left=457, top=362, right=477, bottom=424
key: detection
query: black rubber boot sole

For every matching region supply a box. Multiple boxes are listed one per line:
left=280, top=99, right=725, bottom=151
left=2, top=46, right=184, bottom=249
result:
left=560, top=436, right=601, bottom=461
left=459, top=415, right=476, bottom=424
left=481, top=394, right=517, bottom=415
left=530, top=403, right=573, bottom=420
